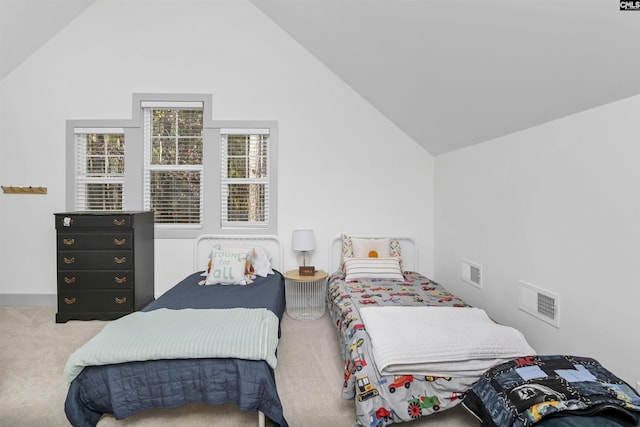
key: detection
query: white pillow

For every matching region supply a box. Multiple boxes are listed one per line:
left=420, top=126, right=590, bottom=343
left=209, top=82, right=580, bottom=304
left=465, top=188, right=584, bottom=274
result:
left=250, top=246, right=274, bottom=277
left=344, top=257, right=404, bottom=282
left=206, top=248, right=249, bottom=285
left=352, top=238, right=391, bottom=258
left=201, top=244, right=250, bottom=276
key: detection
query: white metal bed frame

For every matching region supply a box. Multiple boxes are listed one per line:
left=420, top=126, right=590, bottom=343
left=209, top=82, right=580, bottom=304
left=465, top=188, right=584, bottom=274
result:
left=194, top=234, right=283, bottom=272
left=328, top=234, right=418, bottom=273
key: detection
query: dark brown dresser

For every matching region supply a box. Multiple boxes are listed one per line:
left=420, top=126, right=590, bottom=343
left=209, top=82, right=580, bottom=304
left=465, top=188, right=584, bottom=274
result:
left=54, top=211, right=155, bottom=323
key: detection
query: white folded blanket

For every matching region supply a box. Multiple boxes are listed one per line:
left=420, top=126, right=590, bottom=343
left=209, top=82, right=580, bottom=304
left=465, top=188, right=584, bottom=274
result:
left=359, top=306, right=535, bottom=377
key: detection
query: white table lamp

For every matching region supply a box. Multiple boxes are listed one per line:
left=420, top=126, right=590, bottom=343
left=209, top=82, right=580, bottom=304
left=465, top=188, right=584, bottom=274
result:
left=292, top=229, right=316, bottom=275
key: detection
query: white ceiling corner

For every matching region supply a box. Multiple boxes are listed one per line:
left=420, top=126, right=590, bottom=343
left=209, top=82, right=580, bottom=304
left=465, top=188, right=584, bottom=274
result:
left=0, top=0, right=96, bottom=80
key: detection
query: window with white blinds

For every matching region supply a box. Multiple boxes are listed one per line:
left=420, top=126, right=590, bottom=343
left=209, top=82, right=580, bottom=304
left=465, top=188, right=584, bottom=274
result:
left=143, top=106, right=204, bottom=226
left=74, top=129, right=125, bottom=211
left=221, top=129, right=270, bottom=228
left=66, top=94, right=277, bottom=237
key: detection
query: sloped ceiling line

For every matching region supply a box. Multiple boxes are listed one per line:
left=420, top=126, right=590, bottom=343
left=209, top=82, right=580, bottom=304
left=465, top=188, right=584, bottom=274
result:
left=2, top=0, right=639, bottom=155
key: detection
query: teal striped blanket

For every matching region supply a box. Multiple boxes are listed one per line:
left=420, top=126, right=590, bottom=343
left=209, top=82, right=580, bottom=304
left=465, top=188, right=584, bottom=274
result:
left=64, top=307, right=279, bottom=382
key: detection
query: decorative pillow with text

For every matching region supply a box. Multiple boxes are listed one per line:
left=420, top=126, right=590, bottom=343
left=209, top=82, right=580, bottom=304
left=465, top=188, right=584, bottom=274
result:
left=205, top=248, right=249, bottom=285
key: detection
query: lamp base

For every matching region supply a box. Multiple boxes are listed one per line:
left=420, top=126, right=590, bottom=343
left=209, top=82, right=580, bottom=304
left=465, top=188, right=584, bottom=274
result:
left=298, top=266, right=316, bottom=276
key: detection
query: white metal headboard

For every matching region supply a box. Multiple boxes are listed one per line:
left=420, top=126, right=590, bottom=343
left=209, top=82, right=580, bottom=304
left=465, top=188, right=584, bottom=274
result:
left=194, top=235, right=283, bottom=272
left=329, top=235, right=418, bottom=273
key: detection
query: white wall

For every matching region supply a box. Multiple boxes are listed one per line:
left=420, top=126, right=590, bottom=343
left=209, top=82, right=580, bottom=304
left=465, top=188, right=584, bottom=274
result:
left=0, top=0, right=434, bottom=298
left=434, top=94, right=640, bottom=386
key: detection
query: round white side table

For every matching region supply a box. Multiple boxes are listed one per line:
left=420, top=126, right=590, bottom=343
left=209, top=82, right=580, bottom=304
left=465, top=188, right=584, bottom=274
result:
left=284, top=270, right=328, bottom=320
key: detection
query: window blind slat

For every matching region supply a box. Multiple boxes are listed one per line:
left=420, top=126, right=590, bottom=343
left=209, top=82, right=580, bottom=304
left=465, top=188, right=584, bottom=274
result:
left=141, top=101, right=203, bottom=109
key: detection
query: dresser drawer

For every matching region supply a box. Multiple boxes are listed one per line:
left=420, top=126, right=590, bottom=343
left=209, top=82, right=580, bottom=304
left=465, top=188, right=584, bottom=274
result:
left=57, top=271, right=133, bottom=290
left=58, top=290, right=134, bottom=313
left=57, top=232, right=133, bottom=250
left=57, top=250, right=133, bottom=270
left=55, top=214, right=133, bottom=229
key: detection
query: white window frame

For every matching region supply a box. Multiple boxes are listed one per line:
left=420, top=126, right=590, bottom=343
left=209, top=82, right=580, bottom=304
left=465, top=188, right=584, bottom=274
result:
left=142, top=103, right=205, bottom=230
left=72, top=127, right=126, bottom=211
left=221, top=128, right=271, bottom=229
left=65, top=94, right=278, bottom=238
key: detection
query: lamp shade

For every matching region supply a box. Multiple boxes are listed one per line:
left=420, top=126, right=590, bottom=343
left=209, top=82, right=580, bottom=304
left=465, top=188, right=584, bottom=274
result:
left=292, top=229, right=315, bottom=252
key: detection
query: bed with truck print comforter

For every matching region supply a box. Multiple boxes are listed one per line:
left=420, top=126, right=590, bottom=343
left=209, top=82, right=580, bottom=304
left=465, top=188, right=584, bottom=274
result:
left=328, top=270, right=481, bottom=426
left=328, top=270, right=533, bottom=427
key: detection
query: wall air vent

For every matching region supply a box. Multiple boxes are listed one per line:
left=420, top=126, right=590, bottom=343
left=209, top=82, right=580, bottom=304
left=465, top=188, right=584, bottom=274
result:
left=518, top=281, right=559, bottom=328
left=461, top=259, right=482, bottom=289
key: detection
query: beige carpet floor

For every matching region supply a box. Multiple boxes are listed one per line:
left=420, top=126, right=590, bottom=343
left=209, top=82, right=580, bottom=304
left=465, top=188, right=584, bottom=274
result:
left=0, top=306, right=478, bottom=426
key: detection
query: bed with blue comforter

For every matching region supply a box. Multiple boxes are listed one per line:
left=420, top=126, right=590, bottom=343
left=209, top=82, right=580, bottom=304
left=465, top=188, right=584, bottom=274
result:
left=64, top=269, right=288, bottom=427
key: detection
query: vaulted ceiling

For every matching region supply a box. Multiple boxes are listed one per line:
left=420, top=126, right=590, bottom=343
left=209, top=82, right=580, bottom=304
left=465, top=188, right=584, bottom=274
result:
left=2, top=0, right=639, bottom=155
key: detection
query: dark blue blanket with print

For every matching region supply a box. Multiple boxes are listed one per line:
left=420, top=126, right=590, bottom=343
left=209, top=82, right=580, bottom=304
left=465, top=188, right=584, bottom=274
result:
left=462, top=355, right=640, bottom=427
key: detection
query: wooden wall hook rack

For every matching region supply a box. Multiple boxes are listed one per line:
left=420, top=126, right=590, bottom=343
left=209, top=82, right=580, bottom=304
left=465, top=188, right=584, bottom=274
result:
left=1, top=186, right=48, bottom=194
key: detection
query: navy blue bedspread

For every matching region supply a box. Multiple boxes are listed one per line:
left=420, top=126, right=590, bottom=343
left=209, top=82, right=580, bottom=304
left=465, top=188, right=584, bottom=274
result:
left=64, top=271, right=288, bottom=427
left=143, top=271, right=286, bottom=315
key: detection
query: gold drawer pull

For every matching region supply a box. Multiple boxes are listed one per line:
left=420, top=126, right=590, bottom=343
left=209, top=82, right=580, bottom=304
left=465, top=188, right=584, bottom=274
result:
left=114, top=276, right=127, bottom=284
left=114, top=256, right=126, bottom=264
left=113, top=219, right=126, bottom=226
left=63, top=257, right=75, bottom=264
left=64, top=276, right=76, bottom=284
left=64, top=297, right=76, bottom=305
left=63, top=238, right=75, bottom=246
left=114, top=238, right=126, bottom=246
left=114, top=297, right=127, bottom=304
